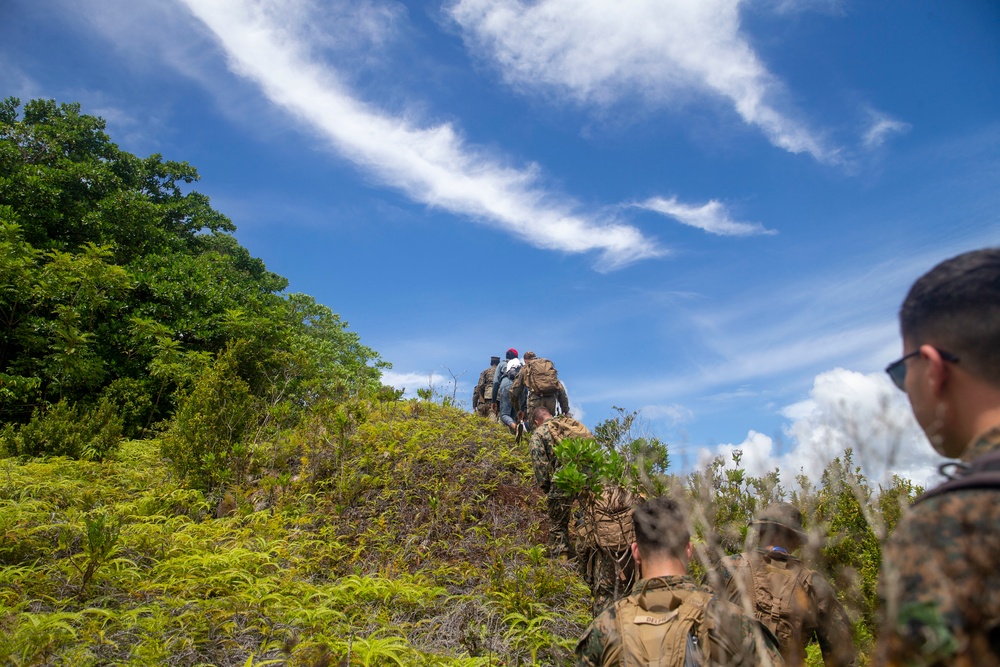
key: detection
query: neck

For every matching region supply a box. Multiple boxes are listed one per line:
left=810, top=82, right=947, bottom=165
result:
left=954, top=381, right=1000, bottom=453
left=640, top=556, right=688, bottom=579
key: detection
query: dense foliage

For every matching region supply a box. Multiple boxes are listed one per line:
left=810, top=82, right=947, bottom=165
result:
left=0, top=98, right=384, bottom=477
left=0, top=98, right=922, bottom=666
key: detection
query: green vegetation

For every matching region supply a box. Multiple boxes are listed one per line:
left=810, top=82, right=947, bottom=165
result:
left=0, top=98, right=920, bottom=665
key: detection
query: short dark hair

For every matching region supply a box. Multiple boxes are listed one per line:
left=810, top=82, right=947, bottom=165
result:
left=900, top=248, right=1000, bottom=386
left=633, top=495, right=689, bottom=560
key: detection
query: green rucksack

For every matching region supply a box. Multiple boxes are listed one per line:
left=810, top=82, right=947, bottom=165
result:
left=524, top=357, right=560, bottom=394
left=612, top=584, right=712, bottom=667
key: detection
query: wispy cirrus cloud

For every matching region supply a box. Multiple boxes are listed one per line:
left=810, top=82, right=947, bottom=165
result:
left=448, top=0, right=837, bottom=162
left=635, top=196, right=775, bottom=236
left=863, top=108, right=912, bottom=148
left=175, top=0, right=661, bottom=269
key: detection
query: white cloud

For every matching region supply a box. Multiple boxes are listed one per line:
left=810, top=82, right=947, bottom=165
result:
left=176, top=0, right=661, bottom=269
left=640, top=403, right=695, bottom=425
left=448, top=0, right=836, bottom=162
left=863, top=109, right=911, bottom=148
left=699, top=368, right=948, bottom=487
left=636, top=196, right=775, bottom=236
left=381, top=370, right=453, bottom=398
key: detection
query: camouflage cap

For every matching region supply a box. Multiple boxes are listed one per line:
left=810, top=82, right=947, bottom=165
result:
left=490, top=355, right=500, bottom=363
left=754, top=502, right=806, bottom=538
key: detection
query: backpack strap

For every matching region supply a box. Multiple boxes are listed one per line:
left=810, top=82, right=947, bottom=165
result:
left=915, top=449, right=1000, bottom=505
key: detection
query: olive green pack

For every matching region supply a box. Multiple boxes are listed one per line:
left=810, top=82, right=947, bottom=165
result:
left=612, top=584, right=712, bottom=667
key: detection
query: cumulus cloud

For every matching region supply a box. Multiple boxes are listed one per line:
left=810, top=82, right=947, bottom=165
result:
left=448, top=0, right=836, bottom=161
left=699, top=368, right=948, bottom=487
left=863, top=109, right=911, bottom=148
left=636, top=196, right=775, bottom=236
left=381, top=370, right=453, bottom=398
left=177, top=0, right=660, bottom=269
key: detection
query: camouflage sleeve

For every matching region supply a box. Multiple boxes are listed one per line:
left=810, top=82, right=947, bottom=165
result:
left=807, top=573, right=857, bottom=667
left=558, top=381, right=570, bottom=415
left=529, top=428, right=555, bottom=492
left=491, top=364, right=502, bottom=402
left=575, top=614, right=618, bottom=666
left=708, top=600, right=785, bottom=667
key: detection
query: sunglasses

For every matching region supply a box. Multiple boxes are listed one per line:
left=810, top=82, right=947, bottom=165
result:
left=885, top=347, right=960, bottom=390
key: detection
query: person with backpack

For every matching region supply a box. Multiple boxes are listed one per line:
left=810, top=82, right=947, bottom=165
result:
left=576, top=495, right=784, bottom=667
left=530, top=406, right=593, bottom=558
left=511, top=351, right=571, bottom=418
left=875, top=248, right=1000, bottom=667
left=574, top=485, right=639, bottom=615
left=473, top=355, right=500, bottom=418
left=492, top=348, right=522, bottom=432
left=705, top=503, right=856, bottom=667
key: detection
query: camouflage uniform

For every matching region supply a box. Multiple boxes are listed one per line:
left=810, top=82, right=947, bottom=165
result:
left=574, top=487, right=638, bottom=615
left=710, top=549, right=856, bottom=667
left=579, top=544, right=635, bottom=615
left=511, top=367, right=571, bottom=416
left=473, top=364, right=497, bottom=417
left=575, top=575, right=785, bottom=666
left=529, top=415, right=589, bottom=556
left=875, top=423, right=1000, bottom=667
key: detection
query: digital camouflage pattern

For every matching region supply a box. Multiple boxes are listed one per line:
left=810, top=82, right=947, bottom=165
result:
left=473, top=364, right=496, bottom=415
left=575, top=487, right=638, bottom=614
left=578, top=545, right=635, bottom=615
left=709, top=549, right=856, bottom=667
left=875, top=423, right=1000, bottom=667
left=511, top=370, right=570, bottom=416
left=530, top=415, right=592, bottom=556
left=576, top=575, right=785, bottom=667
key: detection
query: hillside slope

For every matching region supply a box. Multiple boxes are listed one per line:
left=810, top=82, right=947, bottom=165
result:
left=0, top=400, right=590, bottom=666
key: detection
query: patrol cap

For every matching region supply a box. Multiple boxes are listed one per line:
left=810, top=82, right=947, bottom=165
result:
left=754, top=502, right=806, bottom=538
left=490, top=355, right=500, bottom=363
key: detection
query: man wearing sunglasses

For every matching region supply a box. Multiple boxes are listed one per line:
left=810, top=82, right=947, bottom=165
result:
left=876, top=247, right=1000, bottom=667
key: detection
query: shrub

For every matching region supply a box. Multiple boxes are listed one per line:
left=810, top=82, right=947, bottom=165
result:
left=1, top=397, right=122, bottom=460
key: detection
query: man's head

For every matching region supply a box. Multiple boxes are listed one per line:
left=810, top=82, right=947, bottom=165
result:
left=506, top=348, right=518, bottom=360
left=523, top=351, right=537, bottom=361
left=631, top=495, right=691, bottom=568
left=754, top=502, right=806, bottom=551
left=490, top=355, right=500, bottom=366
left=894, top=248, right=1000, bottom=456
left=531, top=406, right=552, bottom=426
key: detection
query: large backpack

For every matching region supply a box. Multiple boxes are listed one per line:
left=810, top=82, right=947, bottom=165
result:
left=524, top=357, right=560, bottom=394
left=736, top=552, right=810, bottom=653
left=577, top=486, right=637, bottom=551
left=546, top=416, right=593, bottom=444
left=503, top=358, right=523, bottom=382
left=612, top=584, right=712, bottom=667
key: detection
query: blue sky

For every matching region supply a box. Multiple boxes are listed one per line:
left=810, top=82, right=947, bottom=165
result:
left=3, top=0, right=998, bottom=484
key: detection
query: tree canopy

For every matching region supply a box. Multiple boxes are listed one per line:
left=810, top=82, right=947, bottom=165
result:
left=0, top=97, right=386, bottom=461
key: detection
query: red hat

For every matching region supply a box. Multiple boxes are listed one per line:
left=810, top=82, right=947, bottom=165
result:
left=506, top=348, right=518, bottom=359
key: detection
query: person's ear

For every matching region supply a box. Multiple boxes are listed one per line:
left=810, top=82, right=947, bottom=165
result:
left=685, top=542, right=694, bottom=562
left=630, top=542, right=641, bottom=567
left=920, top=344, right=951, bottom=397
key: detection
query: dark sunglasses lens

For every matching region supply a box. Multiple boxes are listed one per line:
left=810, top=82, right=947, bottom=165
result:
left=887, top=361, right=906, bottom=390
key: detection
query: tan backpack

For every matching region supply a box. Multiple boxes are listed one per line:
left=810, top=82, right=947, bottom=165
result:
left=577, top=486, right=637, bottom=550
left=545, top=415, right=593, bottom=443
left=737, top=552, right=810, bottom=652
left=611, top=584, right=712, bottom=667
left=524, top=357, right=560, bottom=394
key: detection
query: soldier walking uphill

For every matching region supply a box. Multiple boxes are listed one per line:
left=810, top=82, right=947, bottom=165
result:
left=875, top=248, right=1000, bottom=667
left=705, top=503, right=856, bottom=667
left=529, top=406, right=591, bottom=558
left=574, top=485, right=638, bottom=616
left=576, top=495, right=784, bottom=667
left=472, top=355, right=500, bottom=419
left=511, top=351, right=570, bottom=419
left=492, top=348, right=522, bottom=432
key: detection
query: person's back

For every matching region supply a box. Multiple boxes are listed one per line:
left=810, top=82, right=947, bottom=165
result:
left=473, top=356, right=499, bottom=417
left=576, top=495, right=783, bottom=667
left=708, top=503, right=855, bottom=667
left=713, top=550, right=854, bottom=667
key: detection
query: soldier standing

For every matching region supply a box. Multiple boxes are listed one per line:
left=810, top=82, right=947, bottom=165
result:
left=576, top=495, right=784, bottom=666
left=706, top=503, right=856, bottom=667
left=529, top=406, right=591, bottom=558
left=472, top=355, right=500, bottom=418
left=876, top=248, right=1000, bottom=666
left=511, top=351, right=570, bottom=418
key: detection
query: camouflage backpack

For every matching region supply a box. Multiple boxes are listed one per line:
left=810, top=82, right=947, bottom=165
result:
left=577, top=486, right=637, bottom=551
left=611, top=584, right=712, bottom=667
left=736, top=552, right=810, bottom=652
left=524, top=357, right=560, bottom=395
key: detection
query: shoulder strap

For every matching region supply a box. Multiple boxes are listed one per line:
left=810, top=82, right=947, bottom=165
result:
left=914, top=449, right=1000, bottom=504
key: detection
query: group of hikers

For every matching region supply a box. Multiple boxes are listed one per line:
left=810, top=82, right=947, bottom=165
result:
left=469, top=248, right=1000, bottom=667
